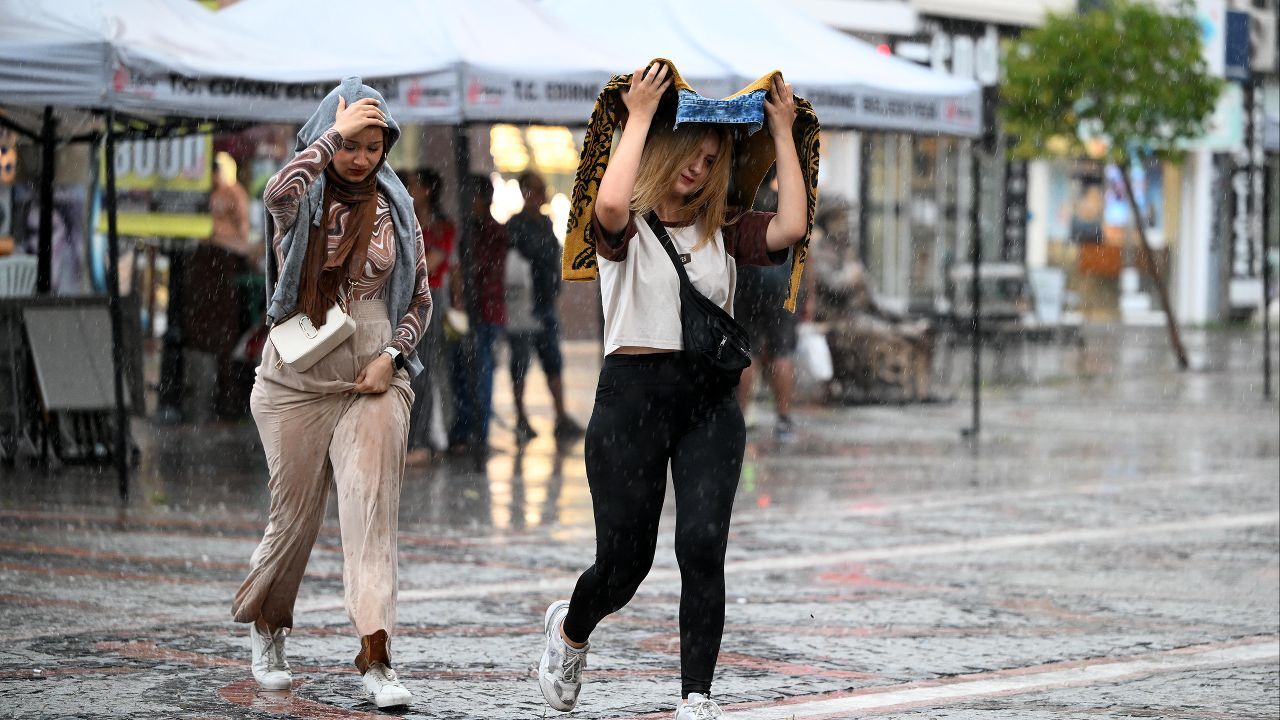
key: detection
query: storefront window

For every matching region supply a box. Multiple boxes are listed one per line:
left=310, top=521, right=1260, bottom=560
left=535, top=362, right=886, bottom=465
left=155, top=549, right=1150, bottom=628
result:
left=1040, top=157, right=1184, bottom=321
left=863, top=132, right=967, bottom=314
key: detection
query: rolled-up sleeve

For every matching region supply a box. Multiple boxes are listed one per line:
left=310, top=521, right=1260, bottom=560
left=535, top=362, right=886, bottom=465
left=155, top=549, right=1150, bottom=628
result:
left=591, top=210, right=638, bottom=262
left=723, top=211, right=787, bottom=266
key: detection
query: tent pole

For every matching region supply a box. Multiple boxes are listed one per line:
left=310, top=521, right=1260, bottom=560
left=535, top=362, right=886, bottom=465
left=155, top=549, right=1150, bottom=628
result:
left=37, top=106, right=56, bottom=295
left=452, top=124, right=485, bottom=463
left=104, top=109, right=131, bottom=501
left=453, top=124, right=472, bottom=228
left=1248, top=76, right=1272, bottom=401
left=965, top=139, right=982, bottom=441
left=857, top=133, right=872, bottom=266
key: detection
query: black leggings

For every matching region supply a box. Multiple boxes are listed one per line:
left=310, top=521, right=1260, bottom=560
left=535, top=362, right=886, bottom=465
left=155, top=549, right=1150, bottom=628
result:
left=562, top=353, right=745, bottom=698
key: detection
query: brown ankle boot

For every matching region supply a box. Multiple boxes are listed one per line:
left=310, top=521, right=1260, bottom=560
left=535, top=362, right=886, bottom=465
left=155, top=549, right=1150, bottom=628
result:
left=355, top=629, right=392, bottom=674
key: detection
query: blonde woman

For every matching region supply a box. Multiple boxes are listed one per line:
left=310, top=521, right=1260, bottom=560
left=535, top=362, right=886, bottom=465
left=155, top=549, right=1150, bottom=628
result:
left=231, top=78, right=430, bottom=709
left=538, top=62, right=808, bottom=719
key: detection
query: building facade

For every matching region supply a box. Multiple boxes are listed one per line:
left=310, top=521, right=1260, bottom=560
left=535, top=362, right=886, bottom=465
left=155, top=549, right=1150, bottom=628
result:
left=814, top=0, right=1277, bottom=325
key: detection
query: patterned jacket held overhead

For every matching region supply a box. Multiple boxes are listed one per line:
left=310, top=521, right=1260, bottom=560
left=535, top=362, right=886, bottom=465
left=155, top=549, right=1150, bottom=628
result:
left=561, top=58, right=821, bottom=312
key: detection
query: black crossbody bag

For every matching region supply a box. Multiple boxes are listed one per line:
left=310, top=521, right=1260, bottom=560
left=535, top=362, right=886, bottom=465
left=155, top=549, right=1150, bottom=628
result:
left=644, top=213, right=751, bottom=386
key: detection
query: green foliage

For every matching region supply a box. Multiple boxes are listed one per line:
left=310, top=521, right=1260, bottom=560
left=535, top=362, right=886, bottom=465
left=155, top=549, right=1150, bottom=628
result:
left=1000, top=0, right=1222, bottom=164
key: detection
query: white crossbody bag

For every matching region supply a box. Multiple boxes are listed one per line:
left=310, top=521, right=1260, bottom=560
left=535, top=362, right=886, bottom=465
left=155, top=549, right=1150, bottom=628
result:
left=268, top=294, right=356, bottom=372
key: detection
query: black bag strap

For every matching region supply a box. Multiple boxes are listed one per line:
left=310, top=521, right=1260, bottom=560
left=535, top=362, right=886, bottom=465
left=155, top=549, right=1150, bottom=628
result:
left=644, top=212, right=698, bottom=293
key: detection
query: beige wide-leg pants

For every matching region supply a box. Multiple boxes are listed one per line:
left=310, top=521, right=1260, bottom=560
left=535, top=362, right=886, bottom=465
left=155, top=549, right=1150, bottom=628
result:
left=232, top=300, right=413, bottom=638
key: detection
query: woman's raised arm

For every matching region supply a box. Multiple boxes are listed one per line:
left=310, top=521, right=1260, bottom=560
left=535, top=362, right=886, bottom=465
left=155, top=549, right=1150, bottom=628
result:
left=762, top=75, right=806, bottom=252
left=594, top=62, right=671, bottom=234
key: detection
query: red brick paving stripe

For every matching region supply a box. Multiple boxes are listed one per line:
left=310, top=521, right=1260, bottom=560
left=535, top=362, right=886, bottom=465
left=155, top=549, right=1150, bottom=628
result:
left=985, top=702, right=1248, bottom=720
left=814, top=564, right=925, bottom=590
left=0, top=509, right=480, bottom=548
left=289, top=624, right=524, bottom=639
left=0, top=508, right=269, bottom=533
left=98, top=637, right=671, bottom=681
left=0, top=541, right=249, bottom=571
left=0, top=592, right=103, bottom=610
left=718, top=650, right=881, bottom=681
left=0, top=548, right=340, bottom=584
left=0, top=560, right=223, bottom=585
left=0, top=666, right=143, bottom=680
left=97, top=641, right=243, bottom=668
left=219, top=678, right=385, bottom=719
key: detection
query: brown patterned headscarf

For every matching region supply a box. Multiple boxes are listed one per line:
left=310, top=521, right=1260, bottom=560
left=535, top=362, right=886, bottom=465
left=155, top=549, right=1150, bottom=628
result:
left=296, top=139, right=386, bottom=326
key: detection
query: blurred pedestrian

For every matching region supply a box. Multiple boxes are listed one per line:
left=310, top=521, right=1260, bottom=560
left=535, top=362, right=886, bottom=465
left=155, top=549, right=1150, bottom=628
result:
left=204, top=152, right=256, bottom=419
left=811, top=205, right=933, bottom=401
left=537, top=62, right=815, bottom=720
left=398, top=167, right=455, bottom=465
left=447, top=174, right=506, bottom=456
left=734, top=170, right=799, bottom=443
left=209, top=152, right=252, bottom=257
left=505, top=170, right=584, bottom=444
left=232, top=78, right=429, bottom=709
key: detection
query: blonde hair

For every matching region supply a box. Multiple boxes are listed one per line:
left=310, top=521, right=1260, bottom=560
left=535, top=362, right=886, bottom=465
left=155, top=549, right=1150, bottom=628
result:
left=630, top=123, right=732, bottom=249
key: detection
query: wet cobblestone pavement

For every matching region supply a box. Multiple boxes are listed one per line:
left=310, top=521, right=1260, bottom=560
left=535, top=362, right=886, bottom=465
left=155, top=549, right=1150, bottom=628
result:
left=1, top=327, right=1277, bottom=719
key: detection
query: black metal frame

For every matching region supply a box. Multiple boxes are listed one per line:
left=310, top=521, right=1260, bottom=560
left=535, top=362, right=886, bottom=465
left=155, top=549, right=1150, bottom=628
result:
left=0, top=104, right=250, bottom=498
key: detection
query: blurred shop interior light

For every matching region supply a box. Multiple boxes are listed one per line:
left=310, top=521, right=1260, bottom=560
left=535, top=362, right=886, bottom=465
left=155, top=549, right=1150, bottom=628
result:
left=526, top=126, right=580, bottom=174
left=490, top=124, right=579, bottom=175
left=489, top=124, right=579, bottom=240
left=490, top=124, right=530, bottom=173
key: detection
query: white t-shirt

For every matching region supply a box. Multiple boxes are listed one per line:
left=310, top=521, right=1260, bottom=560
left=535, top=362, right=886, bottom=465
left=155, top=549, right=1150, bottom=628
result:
left=594, top=211, right=782, bottom=355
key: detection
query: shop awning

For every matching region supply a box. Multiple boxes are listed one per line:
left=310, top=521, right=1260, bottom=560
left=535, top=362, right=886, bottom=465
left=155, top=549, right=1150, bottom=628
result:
left=542, top=0, right=982, bottom=135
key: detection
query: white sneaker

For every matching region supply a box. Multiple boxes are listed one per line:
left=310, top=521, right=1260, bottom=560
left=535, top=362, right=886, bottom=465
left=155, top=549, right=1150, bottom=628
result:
left=675, top=693, right=724, bottom=719
left=362, top=663, right=412, bottom=709
left=537, top=600, right=589, bottom=711
left=249, top=623, right=292, bottom=691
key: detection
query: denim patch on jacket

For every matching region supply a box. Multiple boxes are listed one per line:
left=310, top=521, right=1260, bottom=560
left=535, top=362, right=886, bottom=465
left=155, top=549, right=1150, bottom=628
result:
left=673, top=89, right=766, bottom=135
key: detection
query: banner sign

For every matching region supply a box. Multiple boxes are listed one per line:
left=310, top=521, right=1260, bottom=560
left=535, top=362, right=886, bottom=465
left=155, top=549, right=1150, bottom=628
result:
left=111, top=62, right=461, bottom=123
left=1225, top=9, right=1251, bottom=82
left=98, top=134, right=213, bottom=239
left=108, top=59, right=981, bottom=135
left=795, top=83, right=980, bottom=136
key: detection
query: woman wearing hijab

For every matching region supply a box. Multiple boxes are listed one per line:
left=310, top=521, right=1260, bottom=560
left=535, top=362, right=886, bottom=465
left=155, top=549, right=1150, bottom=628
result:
left=538, top=61, right=816, bottom=720
left=231, top=78, right=430, bottom=709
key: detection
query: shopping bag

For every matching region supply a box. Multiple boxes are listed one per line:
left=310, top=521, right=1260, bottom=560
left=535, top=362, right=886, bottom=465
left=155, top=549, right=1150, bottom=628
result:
left=504, top=248, right=539, bottom=334
left=796, top=322, right=833, bottom=382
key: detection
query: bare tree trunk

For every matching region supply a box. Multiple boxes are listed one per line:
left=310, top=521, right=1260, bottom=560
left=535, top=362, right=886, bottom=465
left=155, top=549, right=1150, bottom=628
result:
left=1118, top=161, right=1190, bottom=370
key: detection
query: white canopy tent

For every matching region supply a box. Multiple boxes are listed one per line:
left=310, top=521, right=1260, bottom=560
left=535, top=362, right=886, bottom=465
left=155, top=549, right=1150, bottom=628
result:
left=542, top=0, right=983, bottom=136
left=0, top=0, right=635, bottom=487
left=215, top=0, right=626, bottom=124
left=0, top=0, right=323, bottom=492
left=1, top=0, right=628, bottom=125
left=2, top=0, right=979, bottom=132
left=0, top=0, right=334, bottom=122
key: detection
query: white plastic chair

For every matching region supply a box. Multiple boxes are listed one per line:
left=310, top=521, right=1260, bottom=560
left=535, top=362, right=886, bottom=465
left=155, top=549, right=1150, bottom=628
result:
left=0, top=256, right=38, bottom=297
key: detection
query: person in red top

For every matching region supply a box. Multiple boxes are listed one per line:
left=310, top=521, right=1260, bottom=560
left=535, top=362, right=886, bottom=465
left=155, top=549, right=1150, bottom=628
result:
left=447, top=174, right=507, bottom=456
left=399, top=168, right=456, bottom=465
